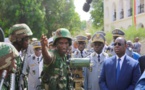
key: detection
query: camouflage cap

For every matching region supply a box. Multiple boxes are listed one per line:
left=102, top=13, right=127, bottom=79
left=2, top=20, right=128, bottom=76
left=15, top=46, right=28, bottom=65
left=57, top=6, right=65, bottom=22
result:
left=9, top=23, right=33, bottom=42
left=112, top=29, right=125, bottom=37
left=32, top=41, right=41, bottom=49
left=76, top=35, right=87, bottom=42
left=92, top=33, right=105, bottom=43
left=0, top=42, right=19, bottom=71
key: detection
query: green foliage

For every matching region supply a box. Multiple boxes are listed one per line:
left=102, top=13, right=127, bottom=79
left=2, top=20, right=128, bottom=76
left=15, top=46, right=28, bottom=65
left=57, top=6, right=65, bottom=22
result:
left=105, top=26, right=145, bottom=44
left=43, top=0, right=81, bottom=37
left=0, top=0, right=82, bottom=39
left=91, top=0, right=104, bottom=29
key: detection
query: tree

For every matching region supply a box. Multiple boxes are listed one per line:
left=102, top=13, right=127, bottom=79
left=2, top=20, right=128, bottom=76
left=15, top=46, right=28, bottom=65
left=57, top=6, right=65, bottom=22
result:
left=91, top=0, right=104, bottom=29
left=0, top=0, right=46, bottom=38
left=0, top=0, right=82, bottom=38
left=43, top=0, right=81, bottom=37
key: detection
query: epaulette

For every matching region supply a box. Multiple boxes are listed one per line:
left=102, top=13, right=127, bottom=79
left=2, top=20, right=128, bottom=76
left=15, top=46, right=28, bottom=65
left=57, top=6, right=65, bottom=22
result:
left=103, top=52, right=108, bottom=56
left=92, top=52, right=96, bottom=57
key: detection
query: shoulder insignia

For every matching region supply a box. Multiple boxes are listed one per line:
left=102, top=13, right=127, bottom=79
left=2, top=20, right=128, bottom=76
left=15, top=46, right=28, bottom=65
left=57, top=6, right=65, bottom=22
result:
left=92, top=52, right=96, bottom=57
left=103, top=52, right=108, bottom=56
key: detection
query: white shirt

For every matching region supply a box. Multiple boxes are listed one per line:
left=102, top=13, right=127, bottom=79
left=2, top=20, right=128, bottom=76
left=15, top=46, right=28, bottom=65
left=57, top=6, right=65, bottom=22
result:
left=116, top=54, right=126, bottom=69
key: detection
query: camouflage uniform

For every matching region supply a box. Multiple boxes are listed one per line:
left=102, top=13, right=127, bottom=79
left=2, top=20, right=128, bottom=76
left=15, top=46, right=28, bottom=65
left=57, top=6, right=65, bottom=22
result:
left=9, top=23, right=33, bottom=90
left=41, top=28, right=72, bottom=90
left=0, top=42, right=20, bottom=90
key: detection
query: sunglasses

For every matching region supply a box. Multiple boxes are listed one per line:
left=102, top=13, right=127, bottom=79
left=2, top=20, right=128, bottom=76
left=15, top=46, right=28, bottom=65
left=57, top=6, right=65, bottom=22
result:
left=114, top=43, right=123, bottom=46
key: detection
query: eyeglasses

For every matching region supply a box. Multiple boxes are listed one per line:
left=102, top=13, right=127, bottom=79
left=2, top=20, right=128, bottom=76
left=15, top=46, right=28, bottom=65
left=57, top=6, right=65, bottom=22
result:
left=114, top=43, right=122, bottom=46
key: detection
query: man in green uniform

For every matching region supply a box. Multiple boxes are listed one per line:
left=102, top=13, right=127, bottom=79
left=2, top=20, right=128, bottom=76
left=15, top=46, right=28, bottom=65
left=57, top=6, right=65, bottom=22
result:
left=0, top=28, right=20, bottom=90
left=9, top=23, right=33, bottom=90
left=41, top=28, right=72, bottom=90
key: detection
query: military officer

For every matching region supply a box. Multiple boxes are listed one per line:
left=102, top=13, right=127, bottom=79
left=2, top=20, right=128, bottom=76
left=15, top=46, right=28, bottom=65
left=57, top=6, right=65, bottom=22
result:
left=72, top=35, right=90, bottom=90
left=107, top=29, right=125, bottom=55
left=84, top=33, right=108, bottom=90
left=73, top=35, right=89, bottom=58
left=9, top=23, right=33, bottom=90
left=23, top=41, right=43, bottom=90
left=41, top=28, right=73, bottom=90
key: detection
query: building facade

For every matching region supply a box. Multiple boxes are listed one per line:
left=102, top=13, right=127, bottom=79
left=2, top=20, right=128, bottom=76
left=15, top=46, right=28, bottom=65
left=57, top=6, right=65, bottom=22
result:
left=104, top=0, right=145, bottom=31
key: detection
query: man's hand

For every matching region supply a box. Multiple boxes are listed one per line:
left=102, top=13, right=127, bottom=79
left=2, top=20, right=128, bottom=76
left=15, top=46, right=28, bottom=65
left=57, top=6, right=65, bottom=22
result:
left=41, top=34, right=49, bottom=48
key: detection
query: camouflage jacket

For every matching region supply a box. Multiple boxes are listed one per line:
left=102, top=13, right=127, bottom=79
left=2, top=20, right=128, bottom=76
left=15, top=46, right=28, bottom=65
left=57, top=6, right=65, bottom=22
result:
left=42, top=50, right=70, bottom=90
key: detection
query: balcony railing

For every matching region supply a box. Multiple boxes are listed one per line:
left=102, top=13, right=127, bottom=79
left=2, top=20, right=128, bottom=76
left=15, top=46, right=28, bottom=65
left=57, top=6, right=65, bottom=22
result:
left=128, top=8, right=132, bottom=16
left=120, top=9, right=124, bottom=19
left=138, top=4, right=144, bottom=13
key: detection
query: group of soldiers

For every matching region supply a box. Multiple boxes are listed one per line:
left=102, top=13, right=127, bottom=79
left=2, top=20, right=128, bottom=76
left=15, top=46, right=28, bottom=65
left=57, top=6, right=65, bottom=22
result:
left=0, top=23, right=143, bottom=90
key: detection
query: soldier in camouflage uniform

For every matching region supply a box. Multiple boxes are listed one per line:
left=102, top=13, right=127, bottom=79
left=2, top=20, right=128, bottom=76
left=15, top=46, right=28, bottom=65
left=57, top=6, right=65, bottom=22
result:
left=0, top=27, right=21, bottom=90
left=41, top=28, right=72, bottom=90
left=9, top=23, right=33, bottom=90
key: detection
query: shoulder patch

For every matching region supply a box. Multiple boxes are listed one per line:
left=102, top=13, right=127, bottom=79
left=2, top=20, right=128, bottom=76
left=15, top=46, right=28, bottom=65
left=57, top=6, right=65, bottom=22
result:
left=103, top=52, right=108, bottom=56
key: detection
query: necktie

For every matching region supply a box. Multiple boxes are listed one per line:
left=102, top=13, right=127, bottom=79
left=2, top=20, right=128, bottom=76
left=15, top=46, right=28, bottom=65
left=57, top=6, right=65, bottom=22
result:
left=98, top=54, right=100, bottom=62
left=37, top=57, right=39, bottom=64
left=80, top=51, right=83, bottom=58
left=116, top=58, right=121, bottom=82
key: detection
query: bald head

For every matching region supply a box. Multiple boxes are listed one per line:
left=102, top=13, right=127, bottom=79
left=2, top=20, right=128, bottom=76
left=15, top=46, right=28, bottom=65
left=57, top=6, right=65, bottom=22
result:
left=114, top=37, right=127, bottom=57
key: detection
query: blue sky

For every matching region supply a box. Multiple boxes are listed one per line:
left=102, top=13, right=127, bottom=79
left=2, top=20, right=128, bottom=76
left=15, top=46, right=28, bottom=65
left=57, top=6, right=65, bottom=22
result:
left=74, top=0, right=91, bottom=21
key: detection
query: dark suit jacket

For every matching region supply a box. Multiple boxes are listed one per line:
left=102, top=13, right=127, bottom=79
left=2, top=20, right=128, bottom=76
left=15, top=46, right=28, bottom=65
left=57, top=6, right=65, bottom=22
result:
left=99, top=55, right=141, bottom=90
left=138, top=55, right=145, bottom=74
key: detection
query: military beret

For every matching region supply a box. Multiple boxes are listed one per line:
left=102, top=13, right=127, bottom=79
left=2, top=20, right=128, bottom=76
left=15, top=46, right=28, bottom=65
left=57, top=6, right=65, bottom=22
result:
left=76, top=35, right=87, bottom=42
left=112, top=29, right=125, bottom=36
left=92, top=33, right=105, bottom=43
left=95, top=31, right=106, bottom=36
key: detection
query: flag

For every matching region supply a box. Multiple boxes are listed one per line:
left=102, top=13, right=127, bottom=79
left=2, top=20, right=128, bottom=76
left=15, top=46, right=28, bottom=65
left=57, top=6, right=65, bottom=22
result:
left=132, top=0, right=136, bottom=26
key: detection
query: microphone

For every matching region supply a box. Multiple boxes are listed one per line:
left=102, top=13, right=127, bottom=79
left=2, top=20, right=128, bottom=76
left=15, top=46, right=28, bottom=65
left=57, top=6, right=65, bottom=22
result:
left=83, top=3, right=90, bottom=12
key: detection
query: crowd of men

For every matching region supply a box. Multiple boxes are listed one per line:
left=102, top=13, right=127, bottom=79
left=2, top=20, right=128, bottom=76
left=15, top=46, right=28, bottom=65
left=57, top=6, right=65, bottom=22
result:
left=0, top=23, right=145, bottom=90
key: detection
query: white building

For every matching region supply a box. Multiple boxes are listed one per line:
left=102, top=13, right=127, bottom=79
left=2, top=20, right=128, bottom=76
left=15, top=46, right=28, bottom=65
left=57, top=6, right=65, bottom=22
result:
left=104, top=0, right=145, bottom=31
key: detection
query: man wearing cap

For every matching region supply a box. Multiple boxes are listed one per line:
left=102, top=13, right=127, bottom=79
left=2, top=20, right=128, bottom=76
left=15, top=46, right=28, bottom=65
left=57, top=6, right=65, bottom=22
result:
left=72, top=35, right=90, bottom=90
left=84, top=33, right=108, bottom=90
left=73, top=35, right=89, bottom=58
left=48, top=37, right=55, bottom=50
left=22, top=41, right=43, bottom=90
left=107, top=29, right=125, bottom=56
left=86, top=33, right=92, bottom=51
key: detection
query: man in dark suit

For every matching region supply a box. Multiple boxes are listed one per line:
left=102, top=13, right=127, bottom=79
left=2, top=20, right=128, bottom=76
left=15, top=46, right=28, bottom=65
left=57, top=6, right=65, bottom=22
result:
left=99, top=37, right=141, bottom=90
left=138, top=55, right=145, bottom=74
